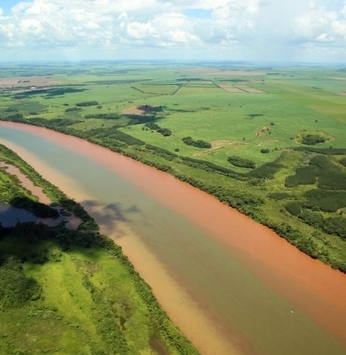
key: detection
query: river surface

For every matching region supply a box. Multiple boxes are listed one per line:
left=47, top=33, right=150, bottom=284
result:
left=0, top=121, right=346, bottom=355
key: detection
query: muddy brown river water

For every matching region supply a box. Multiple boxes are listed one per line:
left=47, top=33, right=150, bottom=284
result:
left=0, top=121, right=346, bottom=355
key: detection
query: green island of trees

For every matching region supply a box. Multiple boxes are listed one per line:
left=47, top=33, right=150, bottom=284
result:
left=182, top=136, right=211, bottom=149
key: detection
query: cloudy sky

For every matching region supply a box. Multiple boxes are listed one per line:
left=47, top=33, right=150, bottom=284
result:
left=0, top=0, right=346, bottom=63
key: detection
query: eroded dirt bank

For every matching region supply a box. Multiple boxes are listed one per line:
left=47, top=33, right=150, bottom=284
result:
left=1, top=121, right=346, bottom=354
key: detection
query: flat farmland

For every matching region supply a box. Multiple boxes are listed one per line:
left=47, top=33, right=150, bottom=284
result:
left=1, top=62, right=346, bottom=271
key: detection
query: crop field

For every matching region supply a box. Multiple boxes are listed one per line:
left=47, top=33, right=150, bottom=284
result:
left=1, top=61, right=346, bottom=271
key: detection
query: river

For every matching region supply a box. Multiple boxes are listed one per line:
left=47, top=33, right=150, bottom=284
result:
left=0, top=121, right=346, bottom=355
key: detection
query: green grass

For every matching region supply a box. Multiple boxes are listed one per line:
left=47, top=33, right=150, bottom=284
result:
left=0, top=231, right=198, bottom=354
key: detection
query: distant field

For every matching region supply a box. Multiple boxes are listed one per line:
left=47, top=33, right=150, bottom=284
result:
left=1, top=61, right=346, bottom=271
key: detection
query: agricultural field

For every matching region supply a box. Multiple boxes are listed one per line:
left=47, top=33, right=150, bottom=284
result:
left=1, top=61, right=346, bottom=271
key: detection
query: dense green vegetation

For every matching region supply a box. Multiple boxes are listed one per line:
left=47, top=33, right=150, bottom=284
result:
left=10, top=196, right=59, bottom=218
left=76, top=100, right=99, bottom=107
left=302, top=134, right=326, bottom=145
left=228, top=155, right=256, bottom=169
left=145, top=122, right=172, bottom=136
left=1, top=61, right=346, bottom=272
left=0, top=144, right=198, bottom=354
left=182, top=137, right=212, bottom=149
left=0, top=222, right=198, bottom=354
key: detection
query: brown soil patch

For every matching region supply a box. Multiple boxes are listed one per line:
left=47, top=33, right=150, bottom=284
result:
left=339, top=92, right=346, bottom=96
left=218, top=84, right=245, bottom=93
left=121, top=105, right=156, bottom=116
left=255, top=126, right=270, bottom=136
left=0, top=76, right=62, bottom=89
left=237, top=85, right=264, bottom=93
left=211, top=140, right=245, bottom=149
left=193, top=140, right=246, bottom=156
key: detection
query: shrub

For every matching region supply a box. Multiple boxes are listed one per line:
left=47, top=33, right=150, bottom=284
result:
left=182, top=136, right=193, bottom=145
left=299, top=210, right=324, bottom=228
left=145, top=122, right=160, bottom=131
left=76, top=101, right=99, bottom=107
left=227, top=156, right=256, bottom=169
left=285, top=175, right=299, bottom=187
left=4, top=113, right=25, bottom=122
left=85, top=113, right=120, bottom=119
left=323, top=217, right=346, bottom=240
left=145, top=144, right=177, bottom=160
left=285, top=166, right=317, bottom=187
left=304, top=189, right=346, bottom=212
left=65, top=107, right=82, bottom=112
left=302, top=134, right=326, bottom=145
left=157, top=127, right=172, bottom=137
left=0, top=258, right=41, bottom=308
left=268, top=192, right=291, bottom=200
left=284, top=202, right=302, bottom=216
left=182, top=137, right=211, bottom=148
left=248, top=161, right=282, bottom=179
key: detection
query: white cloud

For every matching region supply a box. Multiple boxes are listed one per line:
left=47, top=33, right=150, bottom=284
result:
left=295, top=3, right=346, bottom=42
left=0, top=0, right=345, bottom=62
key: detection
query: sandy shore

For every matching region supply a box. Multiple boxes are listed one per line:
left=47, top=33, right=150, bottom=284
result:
left=0, top=161, right=51, bottom=204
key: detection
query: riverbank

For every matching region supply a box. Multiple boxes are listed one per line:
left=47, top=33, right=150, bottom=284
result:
left=1, top=121, right=346, bottom=355
left=0, top=124, right=242, bottom=354
left=0, top=137, right=200, bottom=355
left=0, top=160, right=81, bottom=229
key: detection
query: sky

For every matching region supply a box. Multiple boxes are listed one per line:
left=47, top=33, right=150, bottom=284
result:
left=0, top=0, right=346, bottom=63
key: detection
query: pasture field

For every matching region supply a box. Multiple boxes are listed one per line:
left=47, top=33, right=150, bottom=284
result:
left=0, top=142, right=197, bottom=355
left=1, top=61, right=346, bottom=271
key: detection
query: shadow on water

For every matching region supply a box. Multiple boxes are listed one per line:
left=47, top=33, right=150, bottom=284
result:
left=0, top=198, right=141, bottom=264
left=82, top=200, right=130, bottom=223
left=80, top=199, right=142, bottom=238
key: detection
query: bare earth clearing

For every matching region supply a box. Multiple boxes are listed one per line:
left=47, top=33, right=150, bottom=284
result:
left=193, top=140, right=246, bottom=156
left=217, top=84, right=246, bottom=93
left=0, top=76, right=63, bottom=89
left=236, top=85, right=264, bottom=93
left=121, top=105, right=156, bottom=115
